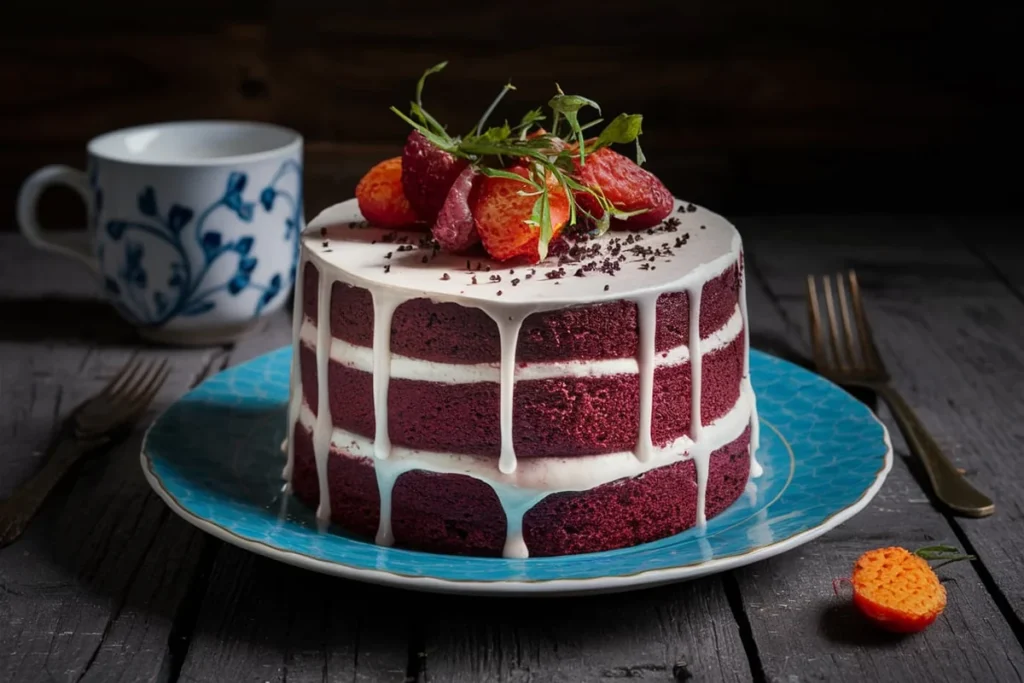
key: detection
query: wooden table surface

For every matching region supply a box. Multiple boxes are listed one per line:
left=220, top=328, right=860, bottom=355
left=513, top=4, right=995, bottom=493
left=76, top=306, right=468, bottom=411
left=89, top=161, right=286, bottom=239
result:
left=1, top=218, right=1022, bottom=683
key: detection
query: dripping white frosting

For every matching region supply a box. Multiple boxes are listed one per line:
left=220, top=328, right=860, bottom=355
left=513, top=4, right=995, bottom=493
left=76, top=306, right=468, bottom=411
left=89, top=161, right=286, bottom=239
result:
left=738, top=251, right=763, bottom=477
left=369, top=291, right=400, bottom=461
left=285, top=197, right=760, bottom=558
left=688, top=282, right=710, bottom=527
left=634, top=296, right=658, bottom=463
left=283, top=252, right=308, bottom=493
left=311, top=271, right=334, bottom=527
left=492, top=311, right=529, bottom=474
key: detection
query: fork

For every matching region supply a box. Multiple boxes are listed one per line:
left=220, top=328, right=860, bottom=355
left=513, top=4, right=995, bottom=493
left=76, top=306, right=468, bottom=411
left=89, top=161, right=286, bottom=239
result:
left=806, top=271, right=995, bottom=518
left=0, top=357, right=171, bottom=548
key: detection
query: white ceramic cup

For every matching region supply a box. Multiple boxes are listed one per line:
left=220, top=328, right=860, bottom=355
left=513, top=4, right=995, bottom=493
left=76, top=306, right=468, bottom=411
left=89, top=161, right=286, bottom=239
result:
left=17, top=120, right=304, bottom=346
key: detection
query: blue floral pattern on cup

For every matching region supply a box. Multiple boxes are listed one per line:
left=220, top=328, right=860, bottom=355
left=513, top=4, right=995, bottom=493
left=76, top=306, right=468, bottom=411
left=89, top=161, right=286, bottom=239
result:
left=94, top=161, right=302, bottom=327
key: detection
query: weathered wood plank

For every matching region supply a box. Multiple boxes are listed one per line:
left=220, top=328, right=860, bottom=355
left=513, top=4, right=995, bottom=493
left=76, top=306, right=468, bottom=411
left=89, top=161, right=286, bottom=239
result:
left=0, top=235, right=222, bottom=682
left=174, top=306, right=407, bottom=683
left=177, top=547, right=410, bottom=683
left=737, top=216, right=1024, bottom=680
left=964, top=223, right=1024, bottom=300
left=0, top=350, right=219, bottom=682
left=420, top=578, right=752, bottom=683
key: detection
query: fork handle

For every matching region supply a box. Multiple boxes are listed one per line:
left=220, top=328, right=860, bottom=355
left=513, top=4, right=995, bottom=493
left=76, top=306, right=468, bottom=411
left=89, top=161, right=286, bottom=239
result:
left=0, top=437, right=105, bottom=549
left=877, top=385, right=995, bottom=518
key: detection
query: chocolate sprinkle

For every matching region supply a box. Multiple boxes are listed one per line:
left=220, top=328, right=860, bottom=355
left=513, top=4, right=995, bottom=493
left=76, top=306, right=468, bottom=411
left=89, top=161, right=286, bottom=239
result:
left=384, top=264, right=391, bottom=273
left=511, top=278, right=520, bottom=286
left=604, top=284, right=610, bottom=291
left=496, top=290, right=503, bottom=296
left=441, top=273, right=451, bottom=281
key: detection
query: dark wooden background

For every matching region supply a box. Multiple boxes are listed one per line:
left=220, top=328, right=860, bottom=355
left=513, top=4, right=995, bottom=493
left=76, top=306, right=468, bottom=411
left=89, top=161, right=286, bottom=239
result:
left=3, top=1, right=1023, bottom=232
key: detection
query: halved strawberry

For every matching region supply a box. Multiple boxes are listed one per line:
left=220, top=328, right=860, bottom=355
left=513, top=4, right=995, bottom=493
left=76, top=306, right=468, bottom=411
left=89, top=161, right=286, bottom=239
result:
left=471, top=166, right=569, bottom=263
left=402, top=131, right=470, bottom=223
left=573, top=147, right=673, bottom=230
left=355, top=157, right=421, bottom=228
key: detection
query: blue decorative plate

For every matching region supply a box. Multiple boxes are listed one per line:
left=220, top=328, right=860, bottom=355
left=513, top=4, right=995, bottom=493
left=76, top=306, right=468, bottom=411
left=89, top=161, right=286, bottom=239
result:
left=141, top=348, right=891, bottom=596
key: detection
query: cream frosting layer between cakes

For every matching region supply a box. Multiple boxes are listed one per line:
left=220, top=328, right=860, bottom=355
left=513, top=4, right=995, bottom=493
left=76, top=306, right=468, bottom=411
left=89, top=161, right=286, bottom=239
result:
left=297, top=303, right=744, bottom=383
left=284, top=197, right=762, bottom=558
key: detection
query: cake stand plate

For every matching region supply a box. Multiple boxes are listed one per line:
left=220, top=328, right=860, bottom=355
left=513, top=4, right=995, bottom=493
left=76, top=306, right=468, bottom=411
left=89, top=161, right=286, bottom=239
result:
left=141, top=347, right=892, bottom=596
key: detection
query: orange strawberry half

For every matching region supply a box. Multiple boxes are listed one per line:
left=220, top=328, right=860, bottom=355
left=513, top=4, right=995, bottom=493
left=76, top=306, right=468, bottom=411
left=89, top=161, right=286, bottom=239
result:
left=355, top=157, right=421, bottom=229
left=471, top=166, right=569, bottom=263
left=850, top=547, right=948, bottom=633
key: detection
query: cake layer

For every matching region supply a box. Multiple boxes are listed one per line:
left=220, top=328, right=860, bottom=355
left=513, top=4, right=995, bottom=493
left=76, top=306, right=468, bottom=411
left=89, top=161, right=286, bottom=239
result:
left=302, top=260, right=741, bottom=364
left=296, top=380, right=753, bottom=491
left=291, top=423, right=752, bottom=557
left=299, top=331, right=744, bottom=457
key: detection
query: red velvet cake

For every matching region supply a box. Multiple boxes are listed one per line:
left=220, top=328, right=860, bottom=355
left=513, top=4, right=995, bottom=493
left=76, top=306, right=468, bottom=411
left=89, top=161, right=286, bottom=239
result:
left=282, top=65, right=761, bottom=557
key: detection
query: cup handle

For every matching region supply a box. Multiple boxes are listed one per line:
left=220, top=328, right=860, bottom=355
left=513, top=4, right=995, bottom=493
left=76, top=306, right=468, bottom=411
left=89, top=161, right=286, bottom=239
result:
left=16, top=165, right=98, bottom=273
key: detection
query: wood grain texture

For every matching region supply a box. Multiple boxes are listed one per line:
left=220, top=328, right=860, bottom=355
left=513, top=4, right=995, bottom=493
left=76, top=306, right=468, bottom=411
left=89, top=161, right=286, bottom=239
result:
left=739, top=216, right=1024, bottom=679
left=177, top=547, right=410, bottom=683
left=0, top=235, right=218, bottom=683
left=2, top=1, right=1022, bottom=230
left=0, top=354, right=219, bottom=679
left=420, top=579, right=751, bottom=682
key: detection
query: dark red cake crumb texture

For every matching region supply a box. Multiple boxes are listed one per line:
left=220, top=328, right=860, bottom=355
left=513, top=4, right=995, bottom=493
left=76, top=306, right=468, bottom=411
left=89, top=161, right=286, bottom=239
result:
left=300, top=333, right=743, bottom=457
left=292, top=424, right=751, bottom=557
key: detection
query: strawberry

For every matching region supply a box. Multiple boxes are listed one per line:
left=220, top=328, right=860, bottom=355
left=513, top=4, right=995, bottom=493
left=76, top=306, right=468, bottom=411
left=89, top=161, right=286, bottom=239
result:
left=432, top=165, right=481, bottom=253
left=402, top=131, right=470, bottom=223
left=846, top=546, right=971, bottom=633
left=355, top=157, right=421, bottom=228
left=572, top=147, right=673, bottom=230
left=471, top=166, right=569, bottom=263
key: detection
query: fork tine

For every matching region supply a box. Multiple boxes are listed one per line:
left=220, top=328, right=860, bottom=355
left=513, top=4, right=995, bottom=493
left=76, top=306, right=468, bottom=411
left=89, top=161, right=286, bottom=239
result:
left=806, top=275, right=828, bottom=369
left=131, top=360, right=170, bottom=407
left=847, top=270, right=884, bottom=372
left=109, top=360, right=166, bottom=417
left=118, top=362, right=170, bottom=424
left=102, top=357, right=143, bottom=398
left=835, top=273, right=860, bottom=370
left=83, top=360, right=169, bottom=434
left=821, top=274, right=847, bottom=371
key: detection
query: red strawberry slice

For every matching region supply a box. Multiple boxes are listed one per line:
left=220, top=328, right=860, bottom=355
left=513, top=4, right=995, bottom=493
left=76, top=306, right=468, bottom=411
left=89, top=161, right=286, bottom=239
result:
left=472, top=166, right=569, bottom=263
left=402, top=131, right=470, bottom=223
left=432, top=165, right=480, bottom=253
left=573, top=147, right=673, bottom=230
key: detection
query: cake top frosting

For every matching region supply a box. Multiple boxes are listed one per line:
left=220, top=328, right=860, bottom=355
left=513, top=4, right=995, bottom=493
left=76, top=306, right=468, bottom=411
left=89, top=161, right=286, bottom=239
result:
left=304, top=197, right=740, bottom=308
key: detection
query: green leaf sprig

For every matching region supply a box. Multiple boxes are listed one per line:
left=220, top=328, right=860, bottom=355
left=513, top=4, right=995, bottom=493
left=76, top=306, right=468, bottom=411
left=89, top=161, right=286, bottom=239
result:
left=391, top=62, right=650, bottom=260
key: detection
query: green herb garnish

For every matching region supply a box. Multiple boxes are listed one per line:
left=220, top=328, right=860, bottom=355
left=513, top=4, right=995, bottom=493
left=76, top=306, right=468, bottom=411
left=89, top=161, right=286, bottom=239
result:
left=391, top=62, right=649, bottom=260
